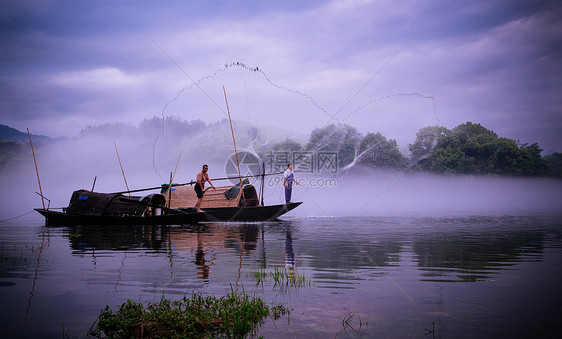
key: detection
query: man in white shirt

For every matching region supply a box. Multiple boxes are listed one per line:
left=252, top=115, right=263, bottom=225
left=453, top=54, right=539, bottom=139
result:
left=283, top=163, right=300, bottom=204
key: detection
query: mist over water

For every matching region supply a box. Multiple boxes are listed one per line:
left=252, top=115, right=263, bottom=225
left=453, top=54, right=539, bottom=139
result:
left=290, top=172, right=562, bottom=217
left=1, top=129, right=561, bottom=221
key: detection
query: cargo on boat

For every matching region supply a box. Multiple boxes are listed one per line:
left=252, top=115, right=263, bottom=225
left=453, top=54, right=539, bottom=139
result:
left=36, top=189, right=204, bottom=226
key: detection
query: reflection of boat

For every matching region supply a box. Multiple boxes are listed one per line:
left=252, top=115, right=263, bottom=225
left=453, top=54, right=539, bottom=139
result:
left=35, top=190, right=204, bottom=226
left=62, top=222, right=265, bottom=282
left=163, top=183, right=302, bottom=222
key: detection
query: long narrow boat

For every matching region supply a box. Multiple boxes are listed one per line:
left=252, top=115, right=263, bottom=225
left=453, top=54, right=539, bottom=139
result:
left=36, top=183, right=301, bottom=225
left=36, top=190, right=204, bottom=226
left=35, top=208, right=205, bottom=226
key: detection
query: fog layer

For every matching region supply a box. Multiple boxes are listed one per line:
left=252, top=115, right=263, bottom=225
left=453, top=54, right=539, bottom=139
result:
left=285, top=172, right=562, bottom=217
left=1, top=130, right=561, bottom=221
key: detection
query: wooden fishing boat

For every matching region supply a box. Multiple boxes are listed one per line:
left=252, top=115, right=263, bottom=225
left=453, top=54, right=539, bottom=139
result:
left=36, top=189, right=204, bottom=226
left=31, top=88, right=302, bottom=225
left=163, top=183, right=302, bottom=222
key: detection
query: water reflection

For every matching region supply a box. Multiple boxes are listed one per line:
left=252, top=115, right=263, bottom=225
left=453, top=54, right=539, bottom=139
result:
left=57, top=216, right=556, bottom=285
left=1, top=215, right=561, bottom=338
left=66, top=224, right=169, bottom=252
left=270, top=217, right=557, bottom=286
left=62, top=223, right=265, bottom=282
left=285, top=225, right=295, bottom=270
left=26, top=231, right=46, bottom=318
left=411, top=219, right=547, bottom=282
left=194, top=229, right=211, bottom=280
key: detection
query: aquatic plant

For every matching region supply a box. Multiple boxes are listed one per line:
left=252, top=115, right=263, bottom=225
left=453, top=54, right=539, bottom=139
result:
left=89, top=288, right=289, bottom=338
left=342, top=312, right=368, bottom=333
left=424, top=321, right=436, bottom=338
left=251, top=267, right=311, bottom=289
left=62, top=320, right=71, bottom=339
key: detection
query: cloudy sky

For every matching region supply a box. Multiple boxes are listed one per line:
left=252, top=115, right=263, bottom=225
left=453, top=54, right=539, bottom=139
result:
left=1, top=0, right=561, bottom=151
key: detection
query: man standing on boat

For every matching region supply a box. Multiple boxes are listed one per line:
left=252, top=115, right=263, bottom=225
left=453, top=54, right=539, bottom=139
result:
left=195, top=164, right=215, bottom=212
left=284, top=163, right=299, bottom=204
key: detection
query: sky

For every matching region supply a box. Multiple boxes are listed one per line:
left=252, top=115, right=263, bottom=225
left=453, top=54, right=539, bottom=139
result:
left=1, top=0, right=561, bottom=152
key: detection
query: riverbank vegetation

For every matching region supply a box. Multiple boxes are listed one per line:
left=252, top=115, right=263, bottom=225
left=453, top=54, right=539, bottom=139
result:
left=2, top=119, right=561, bottom=178
left=273, top=121, right=561, bottom=177
left=89, top=288, right=289, bottom=338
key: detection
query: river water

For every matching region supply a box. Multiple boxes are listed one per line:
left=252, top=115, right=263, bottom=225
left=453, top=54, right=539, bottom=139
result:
left=1, top=212, right=561, bottom=338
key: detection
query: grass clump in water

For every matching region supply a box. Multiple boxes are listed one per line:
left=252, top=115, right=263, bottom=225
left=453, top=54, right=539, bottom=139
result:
left=252, top=267, right=311, bottom=289
left=89, top=288, right=289, bottom=338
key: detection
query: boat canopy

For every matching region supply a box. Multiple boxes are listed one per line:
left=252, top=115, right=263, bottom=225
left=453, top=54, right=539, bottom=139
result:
left=164, top=184, right=259, bottom=209
left=66, top=190, right=166, bottom=217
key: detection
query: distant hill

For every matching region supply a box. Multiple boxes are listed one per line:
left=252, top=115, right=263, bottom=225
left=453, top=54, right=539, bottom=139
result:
left=0, top=124, right=56, bottom=144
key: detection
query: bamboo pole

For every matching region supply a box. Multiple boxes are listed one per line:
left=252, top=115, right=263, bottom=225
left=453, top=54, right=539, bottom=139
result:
left=114, top=142, right=131, bottom=196
left=27, top=129, right=45, bottom=210
left=172, top=152, right=182, bottom=181
left=260, top=162, right=265, bottom=206
left=223, top=86, right=245, bottom=202
left=110, top=170, right=290, bottom=195
left=165, top=153, right=183, bottom=209
left=168, top=172, right=173, bottom=209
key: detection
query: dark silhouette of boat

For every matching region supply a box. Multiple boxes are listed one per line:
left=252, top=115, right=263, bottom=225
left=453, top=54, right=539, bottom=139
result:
left=35, top=183, right=302, bottom=225
left=35, top=189, right=203, bottom=226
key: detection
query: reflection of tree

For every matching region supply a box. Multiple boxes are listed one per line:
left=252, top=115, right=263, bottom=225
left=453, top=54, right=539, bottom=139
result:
left=303, top=240, right=403, bottom=270
left=413, top=230, right=544, bottom=282
left=294, top=237, right=403, bottom=284
left=264, top=221, right=405, bottom=275
left=308, top=239, right=402, bottom=270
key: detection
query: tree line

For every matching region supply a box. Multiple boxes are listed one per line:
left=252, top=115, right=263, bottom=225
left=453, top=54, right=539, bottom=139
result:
left=2, top=120, right=561, bottom=178
left=270, top=122, right=562, bottom=178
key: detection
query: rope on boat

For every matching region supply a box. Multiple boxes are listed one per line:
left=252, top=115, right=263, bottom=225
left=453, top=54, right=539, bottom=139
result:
left=0, top=210, right=36, bottom=222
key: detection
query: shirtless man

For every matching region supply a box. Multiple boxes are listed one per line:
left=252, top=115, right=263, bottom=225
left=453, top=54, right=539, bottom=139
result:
left=195, top=164, right=215, bottom=212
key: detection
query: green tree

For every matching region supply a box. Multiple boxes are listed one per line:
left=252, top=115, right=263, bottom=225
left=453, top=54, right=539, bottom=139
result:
left=272, top=138, right=303, bottom=153
left=358, top=132, right=405, bottom=169
left=0, top=141, right=28, bottom=170
left=413, top=121, right=547, bottom=176
left=428, top=145, right=474, bottom=173
left=488, top=137, right=525, bottom=175
left=451, top=122, right=497, bottom=144
left=453, top=122, right=498, bottom=173
left=409, top=125, right=448, bottom=167
left=305, top=124, right=362, bottom=168
left=543, top=152, right=562, bottom=178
